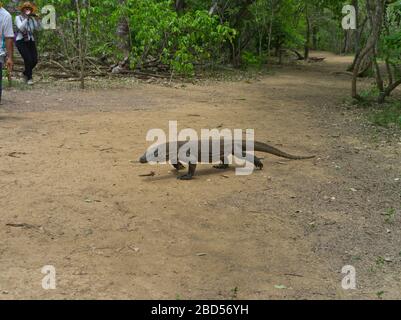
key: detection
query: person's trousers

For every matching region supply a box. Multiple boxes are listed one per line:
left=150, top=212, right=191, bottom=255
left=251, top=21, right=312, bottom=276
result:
left=0, top=62, right=2, bottom=103
left=16, top=40, right=38, bottom=80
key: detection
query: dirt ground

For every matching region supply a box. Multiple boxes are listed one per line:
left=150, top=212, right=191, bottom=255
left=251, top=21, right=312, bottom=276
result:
left=0, top=52, right=400, bottom=300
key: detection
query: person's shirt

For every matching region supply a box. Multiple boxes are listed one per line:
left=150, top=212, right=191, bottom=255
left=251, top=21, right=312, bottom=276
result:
left=0, top=7, right=14, bottom=61
left=15, top=14, right=41, bottom=41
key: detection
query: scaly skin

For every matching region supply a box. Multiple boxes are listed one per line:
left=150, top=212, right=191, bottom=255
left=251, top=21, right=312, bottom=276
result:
left=140, top=139, right=315, bottom=180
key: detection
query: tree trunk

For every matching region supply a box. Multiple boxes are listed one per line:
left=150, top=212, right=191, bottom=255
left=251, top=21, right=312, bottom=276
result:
left=209, top=0, right=218, bottom=15
left=116, top=0, right=131, bottom=57
left=290, top=49, right=305, bottom=60
left=375, top=0, right=401, bottom=103
left=378, top=78, right=401, bottom=103
left=304, top=6, right=311, bottom=60
left=229, top=0, right=255, bottom=66
left=75, top=0, right=85, bottom=89
left=353, top=0, right=360, bottom=53
left=352, top=0, right=384, bottom=99
left=267, top=0, right=275, bottom=60
left=342, top=29, right=355, bottom=54
left=342, top=0, right=358, bottom=54
left=373, top=55, right=384, bottom=93
left=231, top=0, right=256, bottom=28
left=347, top=0, right=366, bottom=72
left=312, top=26, right=318, bottom=50
left=175, top=0, right=185, bottom=13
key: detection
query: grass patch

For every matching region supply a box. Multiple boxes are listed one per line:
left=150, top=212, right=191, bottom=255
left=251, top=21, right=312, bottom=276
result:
left=359, top=87, right=381, bottom=104
left=368, top=101, right=401, bottom=129
left=384, top=208, right=396, bottom=224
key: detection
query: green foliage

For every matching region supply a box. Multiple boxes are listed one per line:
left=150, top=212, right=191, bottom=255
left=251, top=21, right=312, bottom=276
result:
left=360, top=87, right=381, bottom=101
left=29, top=0, right=235, bottom=75
left=241, top=51, right=264, bottom=67
left=369, top=101, right=401, bottom=129
left=36, top=0, right=117, bottom=56
left=5, top=0, right=392, bottom=78
left=249, top=0, right=305, bottom=55
left=124, top=0, right=235, bottom=75
left=382, top=1, right=401, bottom=68
left=384, top=207, right=396, bottom=224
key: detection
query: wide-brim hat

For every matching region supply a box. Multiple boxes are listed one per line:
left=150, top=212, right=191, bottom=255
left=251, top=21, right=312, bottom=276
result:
left=18, top=2, right=37, bottom=13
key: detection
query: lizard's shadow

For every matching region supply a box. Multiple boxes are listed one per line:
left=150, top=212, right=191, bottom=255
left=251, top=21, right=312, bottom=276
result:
left=0, top=115, right=25, bottom=121
left=142, top=165, right=239, bottom=182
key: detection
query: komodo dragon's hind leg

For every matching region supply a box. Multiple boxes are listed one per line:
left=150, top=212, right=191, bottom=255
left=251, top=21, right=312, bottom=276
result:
left=177, top=163, right=197, bottom=180
left=253, top=156, right=264, bottom=170
left=172, top=162, right=186, bottom=171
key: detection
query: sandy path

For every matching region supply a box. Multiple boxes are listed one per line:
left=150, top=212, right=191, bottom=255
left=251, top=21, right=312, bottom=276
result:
left=0, top=52, right=400, bottom=299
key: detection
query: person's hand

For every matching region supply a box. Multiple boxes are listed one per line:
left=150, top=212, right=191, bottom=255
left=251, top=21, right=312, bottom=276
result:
left=6, top=57, right=13, bottom=72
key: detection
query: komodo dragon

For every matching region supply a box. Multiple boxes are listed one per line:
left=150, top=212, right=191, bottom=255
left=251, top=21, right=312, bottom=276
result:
left=139, top=139, right=315, bottom=180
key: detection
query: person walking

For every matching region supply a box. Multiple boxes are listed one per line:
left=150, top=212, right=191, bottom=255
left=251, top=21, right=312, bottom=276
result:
left=15, top=2, right=40, bottom=85
left=0, top=3, right=14, bottom=103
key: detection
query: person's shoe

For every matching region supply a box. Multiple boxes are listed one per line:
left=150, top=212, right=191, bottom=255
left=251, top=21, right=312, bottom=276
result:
left=27, top=79, right=34, bottom=85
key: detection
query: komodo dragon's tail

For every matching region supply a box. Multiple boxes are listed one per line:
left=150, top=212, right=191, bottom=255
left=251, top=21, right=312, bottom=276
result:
left=254, top=141, right=315, bottom=160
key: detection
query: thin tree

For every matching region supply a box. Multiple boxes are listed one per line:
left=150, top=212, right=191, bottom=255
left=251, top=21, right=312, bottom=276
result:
left=351, top=0, right=385, bottom=99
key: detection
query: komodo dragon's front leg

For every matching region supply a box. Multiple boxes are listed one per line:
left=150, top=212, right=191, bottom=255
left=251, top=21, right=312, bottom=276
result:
left=213, top=156, right=230, bottom=170
left=177, top=163, right=197, bottom=180
left=213, top=163, right=230, bottom=169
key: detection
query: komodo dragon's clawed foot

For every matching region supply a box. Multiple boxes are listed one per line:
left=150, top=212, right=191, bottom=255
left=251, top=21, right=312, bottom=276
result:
left=178, top=164, right=196, bottom=180
left=254, top=159, right=264, bottom=170
left=246, top=154, right=264, bottom=170
left=213, top=163, right=230, bottom=170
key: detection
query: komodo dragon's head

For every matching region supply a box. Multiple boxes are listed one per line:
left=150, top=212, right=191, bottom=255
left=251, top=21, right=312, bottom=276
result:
left=139, top=154, right=148, bottom=163
left=139, top=145, right=161, bottom=164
